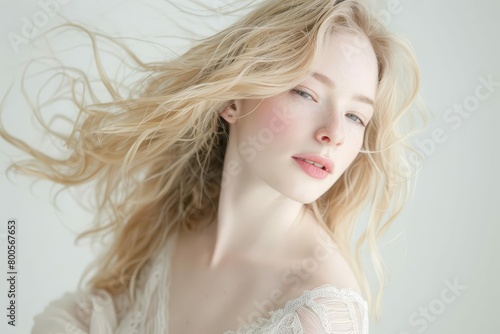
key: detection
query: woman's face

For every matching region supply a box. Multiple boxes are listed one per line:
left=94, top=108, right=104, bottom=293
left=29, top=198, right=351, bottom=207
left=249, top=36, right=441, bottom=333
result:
left=221, top=31, right=378, bottom=203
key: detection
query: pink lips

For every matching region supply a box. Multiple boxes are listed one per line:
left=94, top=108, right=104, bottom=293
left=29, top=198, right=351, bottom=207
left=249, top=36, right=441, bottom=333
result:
left=292, top=154, right=334, bottom=180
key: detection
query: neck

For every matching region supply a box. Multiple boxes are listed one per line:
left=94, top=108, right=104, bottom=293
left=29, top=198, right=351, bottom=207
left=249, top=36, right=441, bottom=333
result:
left=210, top=179, right=306, bottom=266
left=203, top=145, right=313, bottom=269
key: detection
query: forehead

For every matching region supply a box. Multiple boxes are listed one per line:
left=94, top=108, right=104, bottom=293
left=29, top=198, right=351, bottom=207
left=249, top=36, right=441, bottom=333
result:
left=312, top=31, right=378, bottom=99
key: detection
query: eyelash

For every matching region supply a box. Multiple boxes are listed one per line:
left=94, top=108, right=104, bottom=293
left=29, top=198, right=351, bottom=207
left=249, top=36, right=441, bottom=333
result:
left=346, top=114, right=365, bottom=126
left=292, top=89, right=366, bottom=127
left=292, top=89, right=315, bottom=101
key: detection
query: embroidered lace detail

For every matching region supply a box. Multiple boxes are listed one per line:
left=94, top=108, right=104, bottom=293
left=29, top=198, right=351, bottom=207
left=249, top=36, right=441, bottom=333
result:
left=222, top=285, right=368, bottom=334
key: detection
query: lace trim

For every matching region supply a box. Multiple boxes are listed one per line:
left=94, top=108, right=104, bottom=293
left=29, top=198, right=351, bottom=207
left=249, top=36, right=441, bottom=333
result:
left=305, top=298, right=331, bottom=333
left=223, top=284, right=368, bottom=334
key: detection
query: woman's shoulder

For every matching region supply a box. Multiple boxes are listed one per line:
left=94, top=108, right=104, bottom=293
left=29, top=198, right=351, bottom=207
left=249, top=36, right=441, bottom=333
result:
left=31, top=288, right=129, bottom=334
left=240, top=236, right=369, bottom=334
left=284, top=215, right=364, bottom=298
left=226, top=283, right=368, bottom=334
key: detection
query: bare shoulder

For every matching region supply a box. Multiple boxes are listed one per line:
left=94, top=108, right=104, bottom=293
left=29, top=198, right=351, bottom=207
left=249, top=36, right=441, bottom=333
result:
left=287, top=218, right=364, bottom=299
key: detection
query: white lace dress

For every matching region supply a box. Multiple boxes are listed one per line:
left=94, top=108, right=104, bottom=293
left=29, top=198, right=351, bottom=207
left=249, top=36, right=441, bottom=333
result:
left=32, top=229, right=369, bottom=334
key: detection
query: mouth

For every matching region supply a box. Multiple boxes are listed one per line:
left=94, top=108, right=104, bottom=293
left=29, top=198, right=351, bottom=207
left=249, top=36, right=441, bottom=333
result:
left=294, top=158, right=326, bottom=170
left=292, top=155, right=333, bottom=174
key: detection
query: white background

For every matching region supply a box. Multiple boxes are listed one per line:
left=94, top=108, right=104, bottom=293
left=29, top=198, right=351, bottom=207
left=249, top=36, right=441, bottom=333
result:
left=0, top=0, right=499, bottom=333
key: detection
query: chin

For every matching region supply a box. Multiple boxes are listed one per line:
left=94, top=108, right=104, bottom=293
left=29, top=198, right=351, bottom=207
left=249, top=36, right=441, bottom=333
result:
left=283, top=187, right=326, bottom=204
left=263, top=174, right=333, bottom=204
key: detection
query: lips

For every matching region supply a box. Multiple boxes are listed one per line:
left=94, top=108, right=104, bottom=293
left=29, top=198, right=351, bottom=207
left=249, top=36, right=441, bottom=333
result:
left=291, top=154, right=333, bottom=174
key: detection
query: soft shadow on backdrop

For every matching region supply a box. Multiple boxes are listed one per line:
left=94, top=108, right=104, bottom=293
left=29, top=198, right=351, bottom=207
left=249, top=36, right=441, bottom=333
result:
left=0, top=1, right=498, bottom=333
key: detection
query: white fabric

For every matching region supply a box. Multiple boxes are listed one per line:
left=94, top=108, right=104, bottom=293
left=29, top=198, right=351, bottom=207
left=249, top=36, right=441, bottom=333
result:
left=32, top=229, right=369, bottom=334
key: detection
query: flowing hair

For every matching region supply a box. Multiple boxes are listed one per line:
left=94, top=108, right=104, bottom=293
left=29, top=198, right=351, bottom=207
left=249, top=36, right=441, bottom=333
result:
left=0, top=0, right=428, bottom=321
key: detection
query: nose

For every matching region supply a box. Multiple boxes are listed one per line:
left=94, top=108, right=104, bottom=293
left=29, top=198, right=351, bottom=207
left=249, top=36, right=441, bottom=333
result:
left=315, top=115, right=345, bottom=146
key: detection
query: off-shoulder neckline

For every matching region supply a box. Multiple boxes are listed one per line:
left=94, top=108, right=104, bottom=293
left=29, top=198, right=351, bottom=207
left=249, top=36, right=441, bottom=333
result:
left=222, top=283, right=367, bottom=334
left=163, top=227, right=368, bottom=334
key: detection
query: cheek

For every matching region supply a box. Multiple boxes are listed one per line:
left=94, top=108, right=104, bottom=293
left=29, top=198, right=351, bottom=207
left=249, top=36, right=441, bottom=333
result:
left=256, top=101, right=301, bottom=147
left=346, top=125, right=365, bottom=148
left=334, top=128, right=364, bottom=169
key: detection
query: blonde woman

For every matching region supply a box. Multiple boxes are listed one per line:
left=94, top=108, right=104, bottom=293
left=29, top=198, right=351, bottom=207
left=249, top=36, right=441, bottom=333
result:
left=1, top=0, right=426, bottom=332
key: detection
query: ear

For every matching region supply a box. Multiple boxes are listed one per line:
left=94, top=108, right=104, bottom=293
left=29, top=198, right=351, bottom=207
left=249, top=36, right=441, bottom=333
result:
left=219, top=101, right=238, bottom=124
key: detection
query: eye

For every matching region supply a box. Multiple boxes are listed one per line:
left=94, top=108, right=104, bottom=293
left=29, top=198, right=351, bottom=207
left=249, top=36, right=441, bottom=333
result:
left=346, top=113, right=366, bottom=127
left=292, top=89, right=315, bottom=101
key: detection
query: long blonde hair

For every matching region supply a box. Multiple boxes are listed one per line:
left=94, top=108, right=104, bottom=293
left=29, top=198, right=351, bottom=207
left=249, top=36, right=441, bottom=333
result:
left=0, top=0, right=428, bottom=321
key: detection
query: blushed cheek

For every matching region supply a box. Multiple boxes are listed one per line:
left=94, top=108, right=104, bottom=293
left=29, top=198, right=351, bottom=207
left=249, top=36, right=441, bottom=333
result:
left=258, top=103, right=300, bottom=148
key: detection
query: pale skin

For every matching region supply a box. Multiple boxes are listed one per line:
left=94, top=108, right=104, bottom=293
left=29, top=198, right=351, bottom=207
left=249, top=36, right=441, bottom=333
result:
left=167, top=31, right=379, bottom=334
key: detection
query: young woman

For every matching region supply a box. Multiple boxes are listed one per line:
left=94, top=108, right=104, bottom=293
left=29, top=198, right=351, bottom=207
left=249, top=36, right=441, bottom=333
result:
left=1, top=0, right=426, bottom=333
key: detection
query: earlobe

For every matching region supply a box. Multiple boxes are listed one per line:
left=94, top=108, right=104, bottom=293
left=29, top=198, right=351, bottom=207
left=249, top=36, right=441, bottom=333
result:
left=219, top=101, right=238, bottom=124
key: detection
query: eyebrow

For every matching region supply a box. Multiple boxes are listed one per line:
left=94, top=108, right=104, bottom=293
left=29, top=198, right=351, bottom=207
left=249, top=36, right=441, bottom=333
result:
left=311, top=72, right=375, bottom=107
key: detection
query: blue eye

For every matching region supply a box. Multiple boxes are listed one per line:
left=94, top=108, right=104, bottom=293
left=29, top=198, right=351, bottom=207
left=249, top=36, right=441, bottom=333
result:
left=346, top=113, right=365, bottom=126
left=292, top=89, right=314, bottom=101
